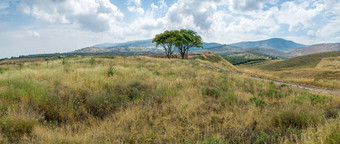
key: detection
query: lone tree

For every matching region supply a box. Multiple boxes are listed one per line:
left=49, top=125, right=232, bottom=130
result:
left=152, top=30, right=178, bottom=59
left=153, top=29, right=203, bottom=59
left=175, top=29, right=203, bottom=59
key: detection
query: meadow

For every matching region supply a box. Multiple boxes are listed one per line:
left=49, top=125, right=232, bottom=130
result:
left=0, top=55, right=339, bottom=143
left=238, top=52, right=340, bottom=89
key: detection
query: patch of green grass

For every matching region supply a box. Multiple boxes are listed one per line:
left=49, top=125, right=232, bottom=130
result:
left=272, top=110, right=319, bottom=130
left=309, top=94, right=332, bottom=104
left=196, top=55, right=222, bottom=63
left=250, top=97, right=266, bottom=107
left=0, top=116, right=36, bottom=142
left=202, top=87, right=221, bottom=99
left=326, top=132, right=340, bottom=144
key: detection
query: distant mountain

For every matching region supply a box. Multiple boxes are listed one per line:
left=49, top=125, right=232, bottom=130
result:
left=288, top=43, right=340, bottom=57
left=230, top=38, right=305, bottom=51
left=72, top=38, right=340, bottom=59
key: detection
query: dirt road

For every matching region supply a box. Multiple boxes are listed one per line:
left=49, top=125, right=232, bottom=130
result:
left=201, top=63, right=340, bottom=96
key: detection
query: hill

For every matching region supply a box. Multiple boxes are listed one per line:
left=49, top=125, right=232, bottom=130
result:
left=316, top=56, right=340, bottom=70
left=0, top=55, right=338, bottom=143
left=230, top=38, right=305, bottom=51
left=288, top=43, right=340, bottom=57
left=259, top=51, right=340, bottom=71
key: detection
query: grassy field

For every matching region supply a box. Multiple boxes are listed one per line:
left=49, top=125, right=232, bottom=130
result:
left=0, top=56, right=339, bottom=143
left=258, top=51, right=340, bottom=71
left=238, top=52, right=340, bottom=89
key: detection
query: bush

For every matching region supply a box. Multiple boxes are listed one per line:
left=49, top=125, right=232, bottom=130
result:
left=0, top=116, right=36, bottom=142
left=202, top=87, right=221, bottom=99
left=115, top=81, right=150, bottom=100
left=0, top=67, right=5, bottom=74
left=107, top=64, right=116, bottom=77
left=86, top=94, right=122, bottom=118
left=309, top=94, right=331, bottom=104
left=272, top=110, right=319, bottom=129
left=18, top=63, right=24, bottom=71
left=89, top=57, right=96, bottom=66
left=250, top=97, right=266, bottom=107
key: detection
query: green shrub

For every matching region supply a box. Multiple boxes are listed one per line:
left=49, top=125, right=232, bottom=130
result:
left=107, top=64, right=116, bottom=77
left=289, top=95, right=307, bottom=105
left=86, top=94, right=122, bottom=118
left=309, top=94, right=331, bottom=104
left=114, top=81, right=150, bottom=100
left=222, top=93, right=238, bottom=105
left=272, top=110, right=319, bottom=129
left=0, top=116, right=36, bottom=142
left=0, top=67, right=5, bottom=74
left=202, top=87, right=221, bottom=99
left=265, top=89, right=287, bottom=98
left=252, top=130, right=279, bottom=144
left=89, top=57, right=95, bottom=66
left=326, top=132, right=340, bottom=144
left=250, top=97, right=266, bottom=107
left=196, top=55, right=222, bottom=63
left=18, top=63, right=24, bottom=71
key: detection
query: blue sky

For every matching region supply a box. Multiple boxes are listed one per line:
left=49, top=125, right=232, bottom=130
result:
left=0, top=0, right=340, bottom=58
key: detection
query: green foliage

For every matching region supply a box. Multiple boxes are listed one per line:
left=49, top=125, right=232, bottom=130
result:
left=107, top=64, right=116, bottom=77
left=18, top=63, right=24, bottom=71
left=152, top=30, right=178, bottom=59
left=89, top=57, right=96, bottom=66
left=202, top=87, right=221, bottom=99
left=272, top=110, right=319, bottom=129
left=0, top=116, right=36, bottom=142
left=252, top=131, right=279, bottom=144
left=265, top=88, right=287, bottom=98
left=309, top=94, right=331, bottom=104
left=289, top=95, right=307, bottom=104
left=86, top=93, right=120, bottom=118
left=196, top=55, right=222, bottom=63
left=326, top=132, right=340, bottom=144
left=114, top=80, right=150, bottom=100
left=153, top=29, right=202, bottom=59
left=250, top=97, right=266, bottom=107
left=0, top=67, right=5, bottom=74
left=62, top=58, right=67, bottom=65
left=175, top=29, right=203, bottom=59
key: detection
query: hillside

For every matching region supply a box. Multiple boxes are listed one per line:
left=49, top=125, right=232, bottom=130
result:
left=230, top=38, right=305, bottom=51
left=288, top=43, right=340, bottom=57
left=316, top=56, right=340, bottom=70
left=259, top=51, right=340, bottom=71
left=0, top=56, right=338, bottom=143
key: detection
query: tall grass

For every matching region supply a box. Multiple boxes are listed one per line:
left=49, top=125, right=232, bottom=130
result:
left=0, top=56, right=338, bottom=143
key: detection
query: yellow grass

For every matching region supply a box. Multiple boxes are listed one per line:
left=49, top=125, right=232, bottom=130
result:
left=0, top=56, right=339, bottom=143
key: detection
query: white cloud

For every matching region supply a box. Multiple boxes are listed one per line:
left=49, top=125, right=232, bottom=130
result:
left=128, top=6, right=145, bottom=14
left=17, top=0, right=124, bottom=32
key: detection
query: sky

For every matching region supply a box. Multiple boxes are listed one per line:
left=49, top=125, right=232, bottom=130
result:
left=0, top=0, right=340, bottom=58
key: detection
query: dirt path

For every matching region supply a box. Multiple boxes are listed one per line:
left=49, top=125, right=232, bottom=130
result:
left=201, top=63, right=340, bottom=96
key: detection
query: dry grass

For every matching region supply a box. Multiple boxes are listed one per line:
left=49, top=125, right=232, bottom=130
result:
left=0, top=56, right=339, bottom=143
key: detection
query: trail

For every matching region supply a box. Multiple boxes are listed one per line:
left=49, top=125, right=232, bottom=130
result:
left=201, top=63, right=340, bottom=96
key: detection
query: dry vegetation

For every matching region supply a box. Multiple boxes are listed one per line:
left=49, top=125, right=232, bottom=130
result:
left=238, top=54, right=340, bottom=89
left=0, top=55, right=339, bottom=143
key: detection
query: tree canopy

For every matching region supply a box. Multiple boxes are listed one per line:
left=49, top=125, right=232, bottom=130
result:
left=152, top=29, right=203, bottom=59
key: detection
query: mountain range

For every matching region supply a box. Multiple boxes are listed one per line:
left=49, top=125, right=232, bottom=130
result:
left=73, top=38, right=340, bottom=58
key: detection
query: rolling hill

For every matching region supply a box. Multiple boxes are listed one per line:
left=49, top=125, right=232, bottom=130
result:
left=230, top=38, right=306, bottom=51
left=288, top=43, right=340, bottom=57
left=259, top=51, right=340, bottom=70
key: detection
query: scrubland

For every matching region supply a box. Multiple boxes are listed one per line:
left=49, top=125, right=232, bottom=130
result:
left=0, top=55, right=339, bottom=143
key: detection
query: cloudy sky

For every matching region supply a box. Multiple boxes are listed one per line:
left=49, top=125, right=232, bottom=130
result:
left=0, top=0, right=340, bottom=58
